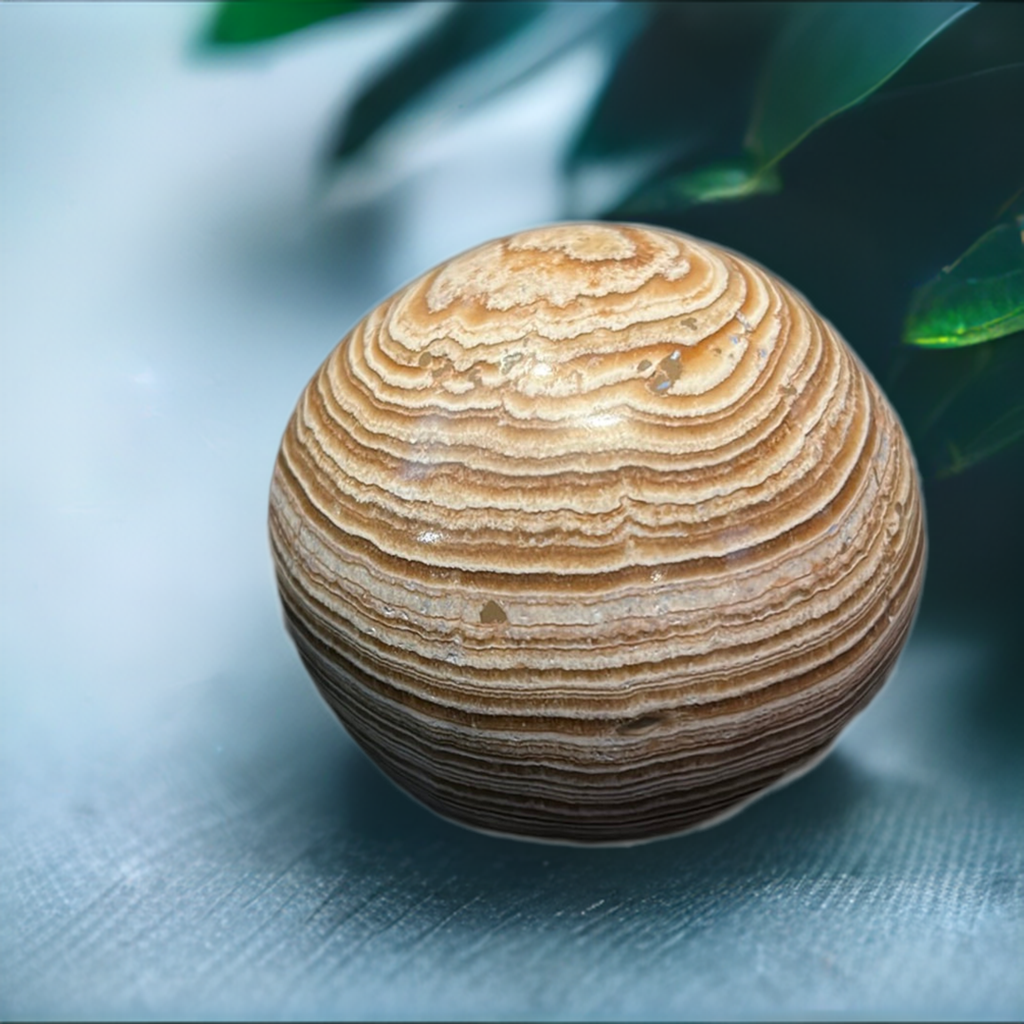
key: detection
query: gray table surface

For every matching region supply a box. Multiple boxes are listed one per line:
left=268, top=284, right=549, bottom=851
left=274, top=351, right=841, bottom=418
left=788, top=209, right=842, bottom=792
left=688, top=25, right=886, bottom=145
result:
left=2, top=5, right=1021, bottom=1020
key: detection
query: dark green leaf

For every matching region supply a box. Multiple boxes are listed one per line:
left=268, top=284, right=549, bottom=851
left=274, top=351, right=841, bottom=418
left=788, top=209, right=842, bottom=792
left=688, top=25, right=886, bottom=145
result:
left=938, top=403, right=1024, bottom=478
left=746, top=1, right=974, bottom=168
left=618, top=156, right=780, bottom=217
left=888, top=330, right=1024, bottom=477
left=904, top=216, right=1024, bottom=348
left=567, top=3, right=785, bottom=167
left=881, top=2, right=1024, bottom=94
left=616, top=64, right=1024, bottom=397
left=564, top=3, right=787, bottom=215
left=327, top=2, right=549, bottom=164
left=599, top=2, right=975, bottom=219
left=203, top=1, right=371, bottom=47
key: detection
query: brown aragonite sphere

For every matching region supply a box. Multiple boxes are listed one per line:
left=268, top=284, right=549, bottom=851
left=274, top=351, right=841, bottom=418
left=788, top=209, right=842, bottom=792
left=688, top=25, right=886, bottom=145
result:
left=269, top=222, right=926, bottom=845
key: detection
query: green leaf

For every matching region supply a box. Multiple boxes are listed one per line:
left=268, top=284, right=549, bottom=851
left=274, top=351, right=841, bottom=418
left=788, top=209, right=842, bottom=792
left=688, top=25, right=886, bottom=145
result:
left=618, top=156, right=781, bottom=216
left=602, top=2, right=975, bottom=219
left=888, top=330, right=1024, bottom=477
left=938, top=401, right=1024, bottom=478
left=904, top=214, right=1024, bottom=348
left=746, top=1, right=974, bottom=168
left=623, top=64, right=1024, bottom=378
left=567, top=3, right=788, bottom=167
left=327, top=2, right=549, bottom=163
left=203, top=1, right=371, bottom=47
left=565, top=3, right=787, bottom=209
left=880, top=2, right=1024, bottom=93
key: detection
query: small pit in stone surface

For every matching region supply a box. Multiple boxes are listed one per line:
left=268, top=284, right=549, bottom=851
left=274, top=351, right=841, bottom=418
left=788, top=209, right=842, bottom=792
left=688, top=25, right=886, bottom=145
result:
left=480, top=600, right=508, bottom=624
left=618, top=712, right=668, bottom=734
left=646, top=350, right=683, bottom=394
left=500, top=352, right=523, bottom=375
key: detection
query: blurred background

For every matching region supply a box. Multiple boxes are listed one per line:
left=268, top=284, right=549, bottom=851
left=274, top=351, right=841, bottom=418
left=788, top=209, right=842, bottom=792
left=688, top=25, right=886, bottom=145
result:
left=1, top=3, right=1021, bottom=1019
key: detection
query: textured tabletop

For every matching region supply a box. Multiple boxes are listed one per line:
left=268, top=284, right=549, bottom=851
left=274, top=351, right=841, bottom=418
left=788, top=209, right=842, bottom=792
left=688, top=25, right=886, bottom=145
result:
left=1, top=5, right=1021, bottom=1020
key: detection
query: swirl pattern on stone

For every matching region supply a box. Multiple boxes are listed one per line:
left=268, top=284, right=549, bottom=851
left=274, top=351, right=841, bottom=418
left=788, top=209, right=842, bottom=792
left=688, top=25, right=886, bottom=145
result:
left=269, top=223, right=926, bottom=845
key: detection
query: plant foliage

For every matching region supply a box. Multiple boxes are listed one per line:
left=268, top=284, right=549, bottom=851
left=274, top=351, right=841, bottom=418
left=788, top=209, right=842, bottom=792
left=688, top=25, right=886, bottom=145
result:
left=904, top=209, right=1024, bottom=350
left=203, top=1, right=371, bottom=46
left=202, top=0, right=1024, bottom=475
left=746, top=3, right=972, bottom=169
left=326, top=3, right=551, bottom=162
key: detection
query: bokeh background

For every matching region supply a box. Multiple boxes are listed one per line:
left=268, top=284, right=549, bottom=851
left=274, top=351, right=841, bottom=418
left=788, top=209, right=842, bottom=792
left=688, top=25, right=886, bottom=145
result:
left=1, top=3, right=1021, bottom=1020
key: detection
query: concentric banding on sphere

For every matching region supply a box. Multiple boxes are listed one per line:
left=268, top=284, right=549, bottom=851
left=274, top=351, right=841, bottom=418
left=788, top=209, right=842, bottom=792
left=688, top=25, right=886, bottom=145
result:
left=269, top=222, right=926, bottom=844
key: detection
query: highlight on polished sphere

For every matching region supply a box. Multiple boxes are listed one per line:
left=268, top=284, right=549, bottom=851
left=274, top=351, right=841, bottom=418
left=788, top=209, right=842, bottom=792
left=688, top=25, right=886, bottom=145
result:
left=268, top=222, right=926, bottom=845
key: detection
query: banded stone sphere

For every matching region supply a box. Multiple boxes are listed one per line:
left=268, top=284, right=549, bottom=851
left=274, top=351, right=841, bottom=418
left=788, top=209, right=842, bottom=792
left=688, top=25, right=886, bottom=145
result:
left=269, top=222, right=926, bottom=845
